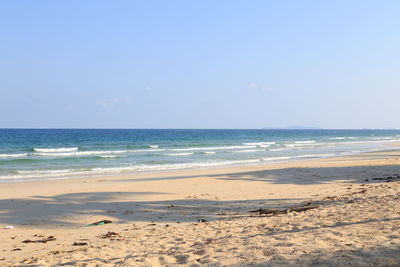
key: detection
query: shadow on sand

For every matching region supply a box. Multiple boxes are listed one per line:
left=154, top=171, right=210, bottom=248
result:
left=1, top=164, right=399, bottom=227
left=0, top=191, right=308, bottom=226
left=109, top=163, right=400, bottom=185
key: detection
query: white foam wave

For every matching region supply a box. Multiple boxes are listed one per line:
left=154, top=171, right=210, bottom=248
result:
left=129, top=148, right=167, bottom=153
left=231, top=149, right=262, bottom=153
left=260, top=156, right=291, bottom=161
left=127, top=145, right=259, bottom=153
left=149, top=145, right=158, bottom=148
left=329, top=137, right=346, bottom=140
left=17, top=169, right=72, bottom=174
left=167, top=145, right=257, bottom=152
left=3, top=158, right=267, bottom=181
left=0, top=153, right=28, bottom=158
left=345, top=139, right=398, bottom=145
left=92, top=159, right=262, bottom=173
left=99, top=155, right=118, bottom=158
left=285, top=141, right=317, bottom=148
left=242, top=142, right=275, bottom=146
left=269, top=148, right=286, bottom=152
left=165, top=152, right=194, bottom=156
left=203, top=151, right=216, bottom=154
left=33, top=147, right=78, bottom=153
left=2, top=169, right=87, bottom=180
left=284, top=144, right=298, bottom=148
left=294, top=140, right=316, bottom=144
left=35, top=150, right=127, bottom=157
left=344, top=141, right=368, bottom=144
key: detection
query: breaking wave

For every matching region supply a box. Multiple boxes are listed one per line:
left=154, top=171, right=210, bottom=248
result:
left=33, top=147, right=78, bottom=153
left=0, top=153, right=28, bottom=159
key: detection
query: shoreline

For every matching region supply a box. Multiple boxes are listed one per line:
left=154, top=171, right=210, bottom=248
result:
left=1, top=147, right=400, bottom=265
left=2, top=142, right=399, bottom=185
left=1, top=146, right=400, bottom=214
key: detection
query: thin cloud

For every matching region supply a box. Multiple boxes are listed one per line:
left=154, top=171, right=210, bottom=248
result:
left=248, top=82, right=273, bottom=93
left=97, top=97, right=120, bottom=108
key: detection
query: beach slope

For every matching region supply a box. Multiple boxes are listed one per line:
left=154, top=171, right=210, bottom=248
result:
left=1, top=149, right=400, bottom=266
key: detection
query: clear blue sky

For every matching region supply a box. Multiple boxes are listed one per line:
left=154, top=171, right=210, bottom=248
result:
left=1, top=0, right=399, bottom=129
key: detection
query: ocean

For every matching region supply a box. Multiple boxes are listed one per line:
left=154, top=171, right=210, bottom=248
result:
left=0, top=129, right=399, bottom=183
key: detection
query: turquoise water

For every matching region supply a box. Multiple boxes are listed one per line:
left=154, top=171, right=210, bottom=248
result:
left=1, top=129, right=399, bottom=183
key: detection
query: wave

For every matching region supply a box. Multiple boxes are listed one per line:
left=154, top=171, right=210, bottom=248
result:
left=1, top=168, right=87, bottom=180
left=260, top=156, right=291, bottom=161
left=344, top=141, right=369, bottom=144
left=345, top=139, right=398, bottom=145
left=128, top=148, right=167, bottom=153
left=165, top=152, right=194, bottom=156
left=34, top=145, right=269, bottom=156
left=125, top=159, right=262, bottom=172
left=269, top=148, right=286, bottom=152
left=242, top=142, right=275, bottom=146
left=79, top=159, right=264, bottom=176
left=294, top=140, right=316, bottom=144
left=167, top=145, right=257, bottom=152
left=203, top=151, right=216, bottom=154
left=149, top=145, right=158, bottom=148
left=231, top=149, right=262, bottom=153
left=1, top=158, right=268, bottom=180
left=35, top=150, right=127, bottom=157
left=372, top=137, right=393, bottom=140
left=284, top=141, right=317, bottom=148
left=0, top=153, right=28, bottom=158
left=329, top=137, right=346, bottom=140
left=99, top=155, right=119, bottom=158
left=284, top=144, right=299, bottom=148
left=125, top=145, right=264, bottom=153
left=33, top=147, right=78, bottom=153
left=7, top=147, right=384, bottom=181
left=17, top=169, right=73, bottom=174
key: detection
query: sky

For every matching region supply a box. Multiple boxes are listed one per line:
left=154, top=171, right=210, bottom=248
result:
left=1, top=0, right=399, bottom=129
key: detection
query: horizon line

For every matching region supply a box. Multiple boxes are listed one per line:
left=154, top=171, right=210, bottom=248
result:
left=0, top=127, right=399, bottom=130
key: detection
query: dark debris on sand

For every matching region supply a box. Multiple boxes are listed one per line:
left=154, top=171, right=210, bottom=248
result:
left=22, top=236, right=56, bottom=244
left=99, top=231, right=124, bottom=241
left=250, top=205, right=319, bottom=216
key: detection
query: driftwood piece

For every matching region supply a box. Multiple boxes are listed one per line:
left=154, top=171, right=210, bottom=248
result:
left=22, top=236, right=56, bottom=243
left=250, top=205, right=319, bottom=215
left=72, top=242, right=88, bottom=246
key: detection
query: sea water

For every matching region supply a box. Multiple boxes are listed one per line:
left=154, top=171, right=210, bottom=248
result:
left=0, top=129, right=399, bottom=183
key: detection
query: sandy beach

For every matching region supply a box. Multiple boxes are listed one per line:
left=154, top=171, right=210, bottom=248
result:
left=2, top=0, right=399, bottom=265
left=1, top=148, right=400, bottom=266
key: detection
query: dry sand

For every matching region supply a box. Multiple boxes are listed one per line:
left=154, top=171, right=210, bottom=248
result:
left=1, top=148, right=400, bottom=266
